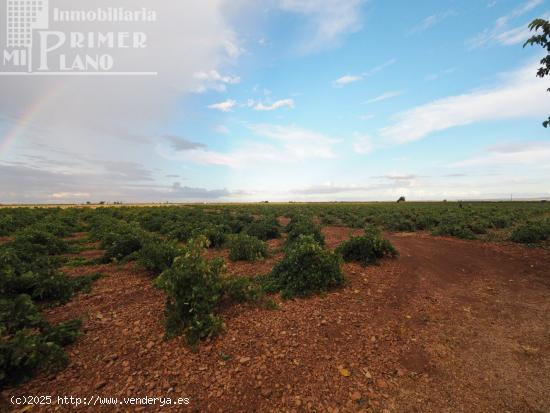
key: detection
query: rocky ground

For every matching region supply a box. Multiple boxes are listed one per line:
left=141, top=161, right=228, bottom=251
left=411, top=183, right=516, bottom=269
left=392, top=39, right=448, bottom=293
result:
left=3, top=227, right=550, bottom=412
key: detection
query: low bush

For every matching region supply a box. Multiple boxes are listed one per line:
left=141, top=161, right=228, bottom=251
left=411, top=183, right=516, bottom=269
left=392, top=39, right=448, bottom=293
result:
left=271, top=235, right=344, bottom=298
left=193, top=225, right=227, bottom=248
left=165, top=223, right=196, bottom=242
left=432, top=224, right=476, bottom=240
left=285, top=218, right=325, bottom=248
left=0, top=243, right=101, bottom=304
left=511, top=220, right=550, bottom=244
left=222, top=276, right=263, bottom=303
left=10, top=228, right=69, bottom=261
left=0, top=295, right=81, bottom=388
left=336, top=226, right=398, bottom=266
left=154, top=237, right=225, bottom=345
left=244, top=218, right=280, bottom=241
left=100, top=226, right=145, bottom=263
left=136, top=238, right=180, bottom=275
left=227, top=234, right=268, bottom=261
left=385, top=218, right=416, bottom=232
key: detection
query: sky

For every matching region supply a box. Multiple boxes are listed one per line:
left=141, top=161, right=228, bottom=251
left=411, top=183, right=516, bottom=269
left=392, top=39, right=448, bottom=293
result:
left=0, top=0, right=549, bottom=203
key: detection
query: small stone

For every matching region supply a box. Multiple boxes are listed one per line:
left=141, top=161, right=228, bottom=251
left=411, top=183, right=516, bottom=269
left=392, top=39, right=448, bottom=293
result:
left=95, top=381, right=107, bottom=390
left=261, top=388, right=272, bottom=398
left=350, top=391, right=362, bottom=401
left=239, top=357, right=251, bottom=364
left=376, top=378, right=388, bottom=389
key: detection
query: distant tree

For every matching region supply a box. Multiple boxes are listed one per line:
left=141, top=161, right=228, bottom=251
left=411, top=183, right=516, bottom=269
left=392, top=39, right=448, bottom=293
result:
left=397, top=196, right=405, bottom=203
left=523, top=18, right=550, bottom=128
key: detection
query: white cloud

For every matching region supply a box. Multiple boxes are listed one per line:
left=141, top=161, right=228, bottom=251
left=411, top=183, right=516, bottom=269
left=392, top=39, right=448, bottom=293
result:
left=494, top=25, right=534, bottom=45
left=192, top=70, right=240, bottom=93
left=497, top=0, right=543, bottom=27
left=352, top=133, right=373, bottom=154
left=425, top=67, right=456, bottom=81
left=333, top=59, right=396, bottom=87
left=160, top=123, right=338, bottom=168
left=334, top=75, right=363, bottom=87
left=214, top=125, right=230, bottom=134
left=467, top=1, right=545, bottom=48
left=378, top=62, right=548, bottom=144
left=363, top=58, right=397, bottom=76
left=51, top=192, right=91, bottom=199
left=0, top=0, right=245, bottom=202
left=277, top=0, right=364, bottom=51
left=253, top=98, right=295, bottom=111
left=249, top=124, right=336, bottom=144
left=358, top=114, right=375, bottom=120
left=451, top=141, right=550, bottom=167
left=408, top=10, right=457, bottom=35
left=365, top=90, right=403, bottom=104
left=222, top=38, right=245, bottom=59
left=208, top=99, right=237, bottom=112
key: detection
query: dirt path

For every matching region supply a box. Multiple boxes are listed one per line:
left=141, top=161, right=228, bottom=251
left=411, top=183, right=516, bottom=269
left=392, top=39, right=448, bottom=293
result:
left=386, top=232, right=550, bottom=413
left=4, top=229, right=550, bottom=412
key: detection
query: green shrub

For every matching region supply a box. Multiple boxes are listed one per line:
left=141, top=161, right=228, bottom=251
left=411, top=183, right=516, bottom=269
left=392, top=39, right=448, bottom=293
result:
left=511, top=221, right=550, bottom=244
left=432, top=224, right=476, bottom=240
left=0, top=215, right=16, bottom=236
left=154, top=237, right=225, bottom=345
left=165, top=222, right=196, bottom=242
left=386, top=218, right=416, bottom=232
left=0, top=327, right=65, bottom=388
left=10, top=228, right=69, bottom=260
left=285, top=219, right=325, bottom=248
left=336, top=226, right=398, bottom=265
left=0, top=244, right=100, bottom=304
left=100, top=226, right=144, bottom=262
left=271, top=235, right=344, bottom=298
left=320, top=214, right=340, bottom=225
left=193, top=225, right=227, bottom=248
left=0, top=295, right=81, bottom=388
left=227, top=234, right=267, bottom=261
left=222, top=276, right=263, bottom=303
left=244, top=218, right=280, bottom=240
left=0, top=294, right=44, bottom=333
left=137, top=238, right=180, bottom=275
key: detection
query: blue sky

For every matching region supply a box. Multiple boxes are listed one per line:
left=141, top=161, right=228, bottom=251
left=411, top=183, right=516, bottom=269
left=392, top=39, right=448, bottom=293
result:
left=0, top=0, right=549, bottom=202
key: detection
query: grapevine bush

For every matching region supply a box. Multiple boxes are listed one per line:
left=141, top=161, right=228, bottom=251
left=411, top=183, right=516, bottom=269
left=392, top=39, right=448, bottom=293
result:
left=227, top=234, right=268, bottom=261
left=336, top=226, right=398, bottom=266
left=271, top=235, right=344, bottom=298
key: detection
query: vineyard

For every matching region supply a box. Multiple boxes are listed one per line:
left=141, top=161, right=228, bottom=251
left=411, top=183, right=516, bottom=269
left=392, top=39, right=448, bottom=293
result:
left=1, top=202, right=549, bottom=412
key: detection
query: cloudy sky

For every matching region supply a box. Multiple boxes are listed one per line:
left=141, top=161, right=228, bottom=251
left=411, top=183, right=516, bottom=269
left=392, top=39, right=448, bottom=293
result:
left=0, top=0, right=549, bottom=203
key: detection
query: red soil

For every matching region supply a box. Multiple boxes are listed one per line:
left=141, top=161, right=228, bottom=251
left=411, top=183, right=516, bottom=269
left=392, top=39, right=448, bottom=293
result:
left=4, top=228, right=550, bottom=412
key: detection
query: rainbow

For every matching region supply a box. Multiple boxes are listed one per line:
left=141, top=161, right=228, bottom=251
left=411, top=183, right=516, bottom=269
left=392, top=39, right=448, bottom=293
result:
left=0, top=85, right=64, bottom=155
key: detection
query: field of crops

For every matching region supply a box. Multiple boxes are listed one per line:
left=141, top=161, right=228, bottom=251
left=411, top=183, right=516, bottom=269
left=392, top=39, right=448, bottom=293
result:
left=1, top=202, right=549, bottom=412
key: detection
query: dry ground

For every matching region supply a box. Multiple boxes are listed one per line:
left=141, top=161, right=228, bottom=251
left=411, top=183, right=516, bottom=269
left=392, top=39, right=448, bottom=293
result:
left=3, top=227, right=550, bottom=413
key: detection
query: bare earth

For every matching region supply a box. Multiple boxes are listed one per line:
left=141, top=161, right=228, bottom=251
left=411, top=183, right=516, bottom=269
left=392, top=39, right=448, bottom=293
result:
left=4, top=227, right=550, bottom=413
